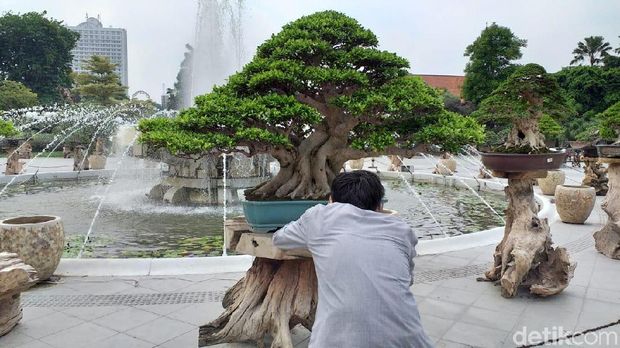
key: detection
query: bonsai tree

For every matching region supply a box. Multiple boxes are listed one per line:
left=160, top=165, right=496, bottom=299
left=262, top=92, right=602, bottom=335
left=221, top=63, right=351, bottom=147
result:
left=598, top=101, right=620, bottom=144
left=416, top=111, right=485, bottom=154
left=473, top=63, right=574, bottom=153
left=139, top=11, right=478, bottom=201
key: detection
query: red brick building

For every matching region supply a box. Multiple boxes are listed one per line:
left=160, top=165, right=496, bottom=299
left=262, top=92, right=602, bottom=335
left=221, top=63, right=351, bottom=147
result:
left=414, top=74, right=465, bottom=98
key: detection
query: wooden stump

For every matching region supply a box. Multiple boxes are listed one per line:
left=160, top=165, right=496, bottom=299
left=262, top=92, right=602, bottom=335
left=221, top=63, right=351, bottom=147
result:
left=0, top=252, right=38, bottom=336
left=594, top=162, right=620, bottom=259
left=199, top=258, right=317, bottom=347
left=483, top=175, right=576, bottom=297
left=582, top=158, right=608, bottom=196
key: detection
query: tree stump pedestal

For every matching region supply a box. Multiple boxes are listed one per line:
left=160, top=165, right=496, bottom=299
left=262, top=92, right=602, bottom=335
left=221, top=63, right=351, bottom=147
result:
left=593, top=159, right=620, bottom=259
left=582, top=157, right=608, bottom=196
left=0, top=252, right=38, bottom=336
left=484, top=171, right=576, bottom=298
left=198, top=218, right=317, bottom=347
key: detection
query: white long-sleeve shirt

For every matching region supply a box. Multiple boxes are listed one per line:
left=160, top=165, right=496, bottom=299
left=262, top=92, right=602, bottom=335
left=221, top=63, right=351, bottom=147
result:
left=273, top=202, right=433, bottom=348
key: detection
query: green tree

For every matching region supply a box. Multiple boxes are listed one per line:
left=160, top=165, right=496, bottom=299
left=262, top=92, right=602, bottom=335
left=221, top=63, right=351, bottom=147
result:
left=539, top=113, right=564, bottom=143
left=598, top=101, right=620, bottom=143
left=0, top=120, right=18, bottom=137
left=415, top=112, right=484, bottom=154
left=570, top=36, right=612, bottom=66
left=0, top=80, right=38, bottom=110
left=139, top=11, right=483, bottom=200
left=0, top=12, right=79, bottom=103
left=462, top=23, right=527, bottom=105
left=473, top=64, right=574, bottom=152
left=73, top=55, right=128, bottom=105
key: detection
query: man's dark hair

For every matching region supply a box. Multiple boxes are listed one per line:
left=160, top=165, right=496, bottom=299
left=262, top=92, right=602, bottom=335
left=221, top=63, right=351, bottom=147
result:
left=330, top=170, right=385, bottom=211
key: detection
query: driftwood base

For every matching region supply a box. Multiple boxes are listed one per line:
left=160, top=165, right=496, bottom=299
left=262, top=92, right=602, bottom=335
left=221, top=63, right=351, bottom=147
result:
left=0, top=294, right=22, bottom=336
left=594, top=163, right=620, bottom=259
left=483, top=176, right=576, bottom=298
left=199, top=258, right=317, bottom=347
left=582, top=158, right=608, bottom=196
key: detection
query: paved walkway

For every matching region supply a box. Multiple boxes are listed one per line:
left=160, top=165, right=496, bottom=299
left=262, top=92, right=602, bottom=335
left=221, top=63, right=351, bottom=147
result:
left=1, top=163, right=619, bottom=347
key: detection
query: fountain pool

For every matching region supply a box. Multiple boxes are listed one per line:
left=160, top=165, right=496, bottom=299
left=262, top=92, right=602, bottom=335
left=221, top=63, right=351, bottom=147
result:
left=0, top=157, right=507, bottom=258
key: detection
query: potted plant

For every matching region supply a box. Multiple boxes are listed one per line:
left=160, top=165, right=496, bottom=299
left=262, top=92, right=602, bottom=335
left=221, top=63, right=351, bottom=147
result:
left=474, top=64, right=577, bottom=298
left=416, top=111, right=485, bottom=175
left=139, top=12, right=483, bottom=232
left=139, top=11, right=485, bottom=345
left=593, top=101, right=620, bottom=259
left=474, top=64, right=574, bottom=173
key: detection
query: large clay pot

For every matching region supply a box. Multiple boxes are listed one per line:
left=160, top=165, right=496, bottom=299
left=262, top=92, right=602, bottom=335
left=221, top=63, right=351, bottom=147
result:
left=435, top=158, right=457, bottom=175
left=0, top=216, right=64, bottom=280
left=242, top=200, right=327, bottom=232
left=555, top=185, right=596, bottom=224
left=537, top=170, right=566, bottom=195
left=480, top=150, right=567, bottom=172
left=348, top=158, right=364, bottom=170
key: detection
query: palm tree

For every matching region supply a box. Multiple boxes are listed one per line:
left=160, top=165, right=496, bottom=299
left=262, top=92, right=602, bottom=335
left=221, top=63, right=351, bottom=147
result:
left=570, top=36, right=612, bottom=66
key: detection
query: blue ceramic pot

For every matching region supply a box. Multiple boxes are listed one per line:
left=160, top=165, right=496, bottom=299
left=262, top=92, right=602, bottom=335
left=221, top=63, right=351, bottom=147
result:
left=242, top=200, right=328, bottom=233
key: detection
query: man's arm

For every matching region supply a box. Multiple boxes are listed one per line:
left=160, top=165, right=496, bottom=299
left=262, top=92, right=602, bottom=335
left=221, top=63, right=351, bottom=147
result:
left=272, top=205, right=322, bottom=250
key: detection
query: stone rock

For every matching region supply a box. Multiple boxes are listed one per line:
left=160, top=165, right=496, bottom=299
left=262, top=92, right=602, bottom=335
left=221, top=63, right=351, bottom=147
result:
left=0, top=216, right=64, bottom=281
left=537, top=170, right=566, bottom=195
left=434, top=158, right=457, bottom=176
left=555, top=185, right=596, bottom=224
left=88, top=154, right=107, bottom=170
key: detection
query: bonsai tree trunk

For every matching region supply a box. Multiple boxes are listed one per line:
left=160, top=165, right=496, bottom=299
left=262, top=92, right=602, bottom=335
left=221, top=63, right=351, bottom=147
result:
left=505, top=117, right=547, bottom=150
left=593, top=162, right=620, bottom=259
left=199, top=258, right=317, bottom=347
left=582, top=159, right=609, bottom=196
left=484, top=177, right=576, bottom=297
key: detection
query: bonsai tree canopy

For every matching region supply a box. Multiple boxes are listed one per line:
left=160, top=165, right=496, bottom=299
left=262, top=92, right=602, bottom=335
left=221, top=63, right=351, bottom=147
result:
left=598, top=101, right=620, bottom=144
left=415, top=111, right=485, bottom=154
left=139, top=11, right=479, bottom=200
left=474, top=63, right=575, bottom=153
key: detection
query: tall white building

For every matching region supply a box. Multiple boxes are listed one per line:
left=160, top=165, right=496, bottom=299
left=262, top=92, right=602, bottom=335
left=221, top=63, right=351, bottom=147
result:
left=68, top=16, right=128, bottom=86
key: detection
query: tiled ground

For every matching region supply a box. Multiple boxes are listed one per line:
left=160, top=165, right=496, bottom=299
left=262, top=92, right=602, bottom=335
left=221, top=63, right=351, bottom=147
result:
left=1, top=165, right=619, bottom=347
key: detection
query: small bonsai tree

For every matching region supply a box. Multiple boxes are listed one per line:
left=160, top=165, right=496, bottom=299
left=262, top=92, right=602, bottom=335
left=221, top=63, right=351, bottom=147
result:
left=474, top=63, right=574, bottom=153
left=598, top=101, right=620, bottom=144
left=415, top=111, right=485, bottom=154
left=139, top=11, right=481, bottom=200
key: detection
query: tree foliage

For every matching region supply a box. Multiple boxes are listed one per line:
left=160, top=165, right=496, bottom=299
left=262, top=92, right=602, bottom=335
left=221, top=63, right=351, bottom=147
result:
left=473, top=64, right=574, bottom=152
left=0, top=80, right=38, bottom=111
left=415, top=112, right=484, bottom=154
left=539, top=113, right=564, bottom=141
left=462, top=23, right=527, bottom=105
left=140, top=11, right=481, bottom=200
left=0, top=12, right=79, bottom=104
left=598, top=101, right=620, bottom=143
left=0, top=119, right=18, bottom=138
left=570, top=36, right=612, bottom=66
left=73, top=55, right=128, bottom=105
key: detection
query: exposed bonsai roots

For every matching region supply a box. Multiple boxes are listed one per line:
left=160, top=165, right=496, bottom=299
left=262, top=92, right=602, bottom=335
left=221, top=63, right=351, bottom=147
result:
left=484, top=178, right=576, bottom=297
left=505, top=117, right=547, bottom=151
left=199, top=258, right=317, bottom=347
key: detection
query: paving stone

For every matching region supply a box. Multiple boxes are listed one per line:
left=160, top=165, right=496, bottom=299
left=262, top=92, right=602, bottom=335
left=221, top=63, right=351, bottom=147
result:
left=426, top=285, right=482, bottom=305
left=137, top=278, right=194, bottom=292
left=166, top=302, right=223, bottom=326
left=418, top=298, right=467, bottom=321
left=585, top=286, right=620, bottom=304
left=64, top=280, right=138, bottom=295
left=471, top=292, right=528, bottom=315
left=410, top=282, right=437, bottom=297
left=443, top=322, right=510, bottom=347
left=90, top=333, right=155, bottom=348
left=40, top=322, right=117, bottom=348
left=514, top=308, right=580, bottom=335
left=0, top=329, right=35, bottom=347
left=16, top=312, right=84, bottom=339
left=92, top=307, right=160, bottom=332
left=124, top=316, right=194, bottom=345
left=135, top=303, right=191, bottom=316
left=157, top=328, right=198, bottom=348
left=15, top=340, right=54, bottom=348
left=62, top=305, right=125, bottom=321
left=20, top=307, right=55, bottom=323
left=575, top=299, right=620, bottom=331
left=420, top=314, right=454, bottom=338
left=460, top=306, right=520, bottom=332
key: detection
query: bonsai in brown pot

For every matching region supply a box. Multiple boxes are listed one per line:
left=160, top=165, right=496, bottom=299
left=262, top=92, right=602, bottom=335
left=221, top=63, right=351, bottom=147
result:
left=473, top=64, right=576, bottom=298
left=593, top=101, right=620, bottom=259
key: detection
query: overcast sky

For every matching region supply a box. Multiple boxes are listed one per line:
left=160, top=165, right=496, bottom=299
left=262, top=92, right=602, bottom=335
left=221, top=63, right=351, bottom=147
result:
left=2, top=0, right=619, bottom=100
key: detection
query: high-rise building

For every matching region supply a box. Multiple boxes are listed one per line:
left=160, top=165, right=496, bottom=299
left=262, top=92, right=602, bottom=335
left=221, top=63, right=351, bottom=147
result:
left=68, top=15, right=128, bottom=86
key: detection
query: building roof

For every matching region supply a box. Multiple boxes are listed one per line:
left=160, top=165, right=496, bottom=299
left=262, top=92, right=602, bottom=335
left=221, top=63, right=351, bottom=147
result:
left=76, top=17, right=103, bottom=29
left=414, top=74, right=465, bottom=97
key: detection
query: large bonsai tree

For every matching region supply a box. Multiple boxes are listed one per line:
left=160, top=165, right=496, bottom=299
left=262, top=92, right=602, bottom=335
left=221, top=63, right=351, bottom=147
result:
left=598, top=101, right=620, bottom=143
left=140, top=11, right=479, bottom=200
left=474, top=63, right=574, bottom=153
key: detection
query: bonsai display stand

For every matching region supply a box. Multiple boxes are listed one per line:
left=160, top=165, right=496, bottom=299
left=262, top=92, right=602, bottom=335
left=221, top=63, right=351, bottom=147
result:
left=582, top=157, right=608, bottom=196
left=198, top=217, right=317, bottom=347
left=593, top=158, right=620, bottom=259
left=483, top=171, right=576, bottom=298
left=0, top=253, right=37, bottom=336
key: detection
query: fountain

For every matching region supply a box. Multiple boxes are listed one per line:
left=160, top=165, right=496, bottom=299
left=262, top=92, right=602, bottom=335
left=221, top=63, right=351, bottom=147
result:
left=72, top=145, right=89, bottom=171
left=88, top=138, right=107, bottom=170
left=184, top=0, right=245, bottom=107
